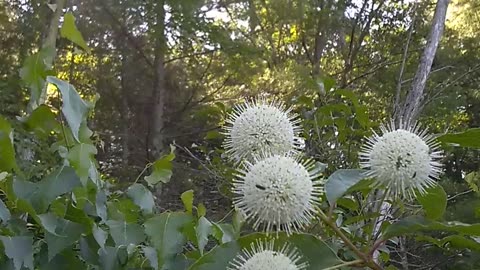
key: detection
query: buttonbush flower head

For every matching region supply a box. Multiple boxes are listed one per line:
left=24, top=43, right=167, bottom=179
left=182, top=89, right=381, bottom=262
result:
left=227, top=240, right=308, bottom=270
left=232, top=154, right=323, bottom=234
left=223, top=99, right=302, bottom=162
left=359, top=121, right=443, bottom=199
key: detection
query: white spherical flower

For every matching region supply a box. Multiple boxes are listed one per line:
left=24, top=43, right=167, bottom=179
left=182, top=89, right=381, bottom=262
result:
left=228, top=240, right=308, bottom=270
left=232, top=155, right=323, bottom=234
left=223, top=99, right=302, bottom=162
left=359, top=121, right=443, bottom=199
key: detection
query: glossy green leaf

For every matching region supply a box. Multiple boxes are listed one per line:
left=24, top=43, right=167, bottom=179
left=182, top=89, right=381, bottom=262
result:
left=0, top=236, right=34, bottom=270
left=144, top=212, right=193, bottom=268
left=437, top=128, right=480, bottom=148
left=416, top=184, right=447, bottom=220
left=196, top=217, right=213, bottom=255
left=181, top=189, right=194, bottom=214
left=126, top=183, right=155, bottom=214
left=60, top=12, right=90, bottom=51
left=0, top=116, right=17, bottom=172
left=325, top=169, right=368, bottom=204
left=189, top=233, right=342, bottom=270
left=145, top=145, right=176, bottom=187
left=46, top=76, right=90, bottom=142
left=383, top=216, right=480, bottom=240
left=106, top=220, right=145, bottom=246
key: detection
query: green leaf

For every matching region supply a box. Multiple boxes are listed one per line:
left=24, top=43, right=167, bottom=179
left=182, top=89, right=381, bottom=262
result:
left=181, top=190, right=194, bottom=214
left=437, top=128, right=480, bottom=148
left=416, top=184, right=447, bottom=220
left=106, top=220, right=145, bottom=246
left=68, top=143, right=97, bottom=185
left=205, top=130, right=223, bottom=140
left=19, top=47, right=55, bottom=106
left=144, top=145, right=176, bottom=187
left=92, top=224, right=108, bottom=249
left=325, top=169, right=368, bottom=204
left=46, top=76, right=90, bottom=142
left=196, top=217, right=213, bottom=255
left=0, top=236, right=34, bottom=270
left=416, top=235, right=480, bottom=252
left=0, top=116, right=17, bottom=172
left=39, top=249, right=86, bottom=270
left=98, top=246, right=120, bottom=270
left=107, top=198, right=140, bottom=223
left=212, top=223, right=235, bottom=244
left=144, top=212, right=193, bottom=268
left=383, top=216, right=480, bottom=240
left=38, top=213, right=85, bottom=260
left=60, top=12, right=90, bottom=51
left=126, top=183, right=155, bottom=214
left=0, top=198, right=11, bottom=223
left=13, top=166, right=81, bottom=213
left=465, top=171, right=480, bottom=193
left=143, top=246, right=158, bottom=270
left=189, top=233, right=342, bottom=270
left=23, top=105, right=59, bottom=137
left=197, top=203, right=206, bottom=217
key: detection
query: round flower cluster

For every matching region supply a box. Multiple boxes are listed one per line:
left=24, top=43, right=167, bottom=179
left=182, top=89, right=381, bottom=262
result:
left=359, top=121, right=443, bottom=199
left=228, top=240, right=308, bottom=270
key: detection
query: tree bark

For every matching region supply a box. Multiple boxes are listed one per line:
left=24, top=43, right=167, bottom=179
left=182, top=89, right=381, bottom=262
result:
left=149, top=0, right=167, bottom=158
left=398, top=0, right=450, bottom=126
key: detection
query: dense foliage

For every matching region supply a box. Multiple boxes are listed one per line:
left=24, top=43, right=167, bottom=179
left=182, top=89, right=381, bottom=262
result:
left=0, top=0, right=479, bottom=269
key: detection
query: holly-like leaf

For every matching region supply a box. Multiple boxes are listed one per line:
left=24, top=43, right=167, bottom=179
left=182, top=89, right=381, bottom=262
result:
left=126, top=183, right=155, bottom=214
left=60, top=12, right=90, bottom=51
left=189, top=233, right=342, bottom=270
left=416, top=184, right=447, bottom=220
left=106, top=220, right=145, bottom=246
left=46, top=76, right=90, bottom=142
left=0, top=236, right=34, bottom=270
left=181, top=190, right=194, bottom=214
left=0, top=116, right=17, bottom=172
left=145, top=145, right=176, bottom=187
left=325, top=169, right=368, bottom=204
left=144, top=212, right=193, bottom=268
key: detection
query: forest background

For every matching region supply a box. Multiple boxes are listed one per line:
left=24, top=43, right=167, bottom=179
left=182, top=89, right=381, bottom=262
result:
left=1, top=0, right=480, bottom=269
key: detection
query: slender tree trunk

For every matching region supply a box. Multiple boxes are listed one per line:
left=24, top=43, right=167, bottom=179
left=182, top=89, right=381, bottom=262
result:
left=120, top=46, right=130, bottom=167
left=149, top=0, right=167, bottom=157
left=398, top=0, right=450, bottom=126
left=33, top=0, right=66, bottom=110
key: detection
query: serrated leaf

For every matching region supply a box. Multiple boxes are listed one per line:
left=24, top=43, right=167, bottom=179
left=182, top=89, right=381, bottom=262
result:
left=416, top=184, right=447, bottom=220
left=126, top=183, right=155, bottom=214
left=0, top=116, right=17, bottom=172
left=325, top=169, right=368, bottom=204
left=0, top=236, right=34, bottom=270
left=46, top=76, right=90, bottom=142
left=197, top=203, right=206, bottom=217
left=437, top=128, right=480, bottom=148
left=145, top=145, right=176, bottom=187
left=181, top=190, right=194, bottom=214
left=144, top=212, right=193, bottom=268
left=196, top=217, right=213, bottom=255
left=60, top=12, right=90, bottom=51
left=189, top=233, right=342, bottom=270
left=106, top=220, right=145, bottom=246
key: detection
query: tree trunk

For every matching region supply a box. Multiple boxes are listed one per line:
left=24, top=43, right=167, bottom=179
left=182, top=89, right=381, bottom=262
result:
left=149, top=0, right=167, bottom=158
left=29, top=0, right=66, bottom=112
left=398, top=0, right=450, bottom=126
